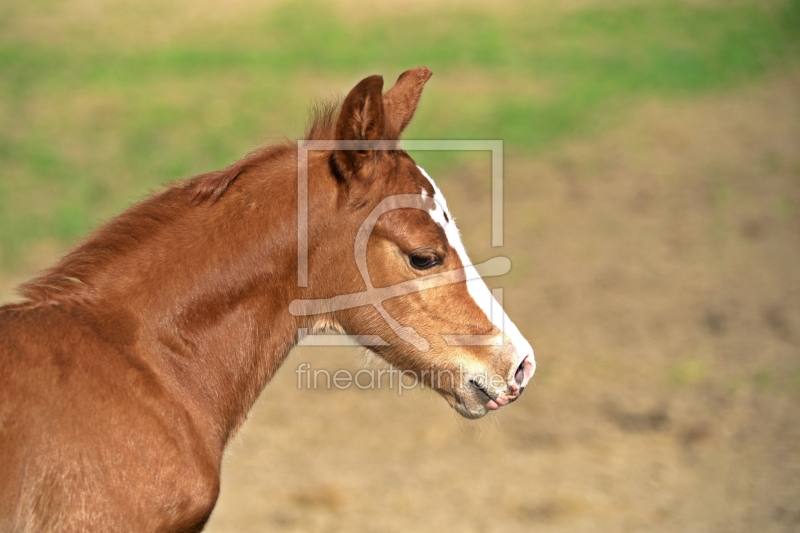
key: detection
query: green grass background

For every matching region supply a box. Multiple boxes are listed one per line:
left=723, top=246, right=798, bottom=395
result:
left=0, top=0, right=798, bottom=270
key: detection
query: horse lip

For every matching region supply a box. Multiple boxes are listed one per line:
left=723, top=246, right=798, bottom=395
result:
left=469, top=379, right=497, bottom=402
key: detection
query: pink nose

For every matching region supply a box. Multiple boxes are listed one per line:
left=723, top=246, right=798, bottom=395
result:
left=514, top=355, right=535, bottom=389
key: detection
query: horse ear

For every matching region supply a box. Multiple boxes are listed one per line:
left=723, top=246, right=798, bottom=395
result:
left=334, top=75, right=385, bottom=177
left=383, top=67, right=433, bottom=139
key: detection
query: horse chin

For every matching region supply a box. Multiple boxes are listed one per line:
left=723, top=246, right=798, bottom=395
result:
left=437, top=389, right=490, bottom=419
left=454, top=403, right=489, bottom=420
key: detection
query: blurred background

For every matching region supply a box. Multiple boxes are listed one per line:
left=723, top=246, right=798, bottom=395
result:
left=1, top=0, right=799, bottom=531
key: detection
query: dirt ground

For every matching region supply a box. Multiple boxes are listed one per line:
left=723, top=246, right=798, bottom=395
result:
left=2, top=73, right=799, bottom=532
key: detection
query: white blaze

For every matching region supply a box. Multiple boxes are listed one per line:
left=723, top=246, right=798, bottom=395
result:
left=417, top=166, right=534, bottom=373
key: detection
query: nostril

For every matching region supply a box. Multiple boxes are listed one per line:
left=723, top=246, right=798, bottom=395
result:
left=514, top=359, right=526, bottom=386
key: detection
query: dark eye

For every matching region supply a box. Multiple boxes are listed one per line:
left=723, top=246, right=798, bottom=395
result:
left=409, top=252, right=440, bottom=270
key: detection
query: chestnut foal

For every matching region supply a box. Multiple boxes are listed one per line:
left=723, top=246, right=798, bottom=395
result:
left=0, top=67, right=534, bottom=532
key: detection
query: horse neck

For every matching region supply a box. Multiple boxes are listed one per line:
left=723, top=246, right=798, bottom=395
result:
left=92, top=164, right=313, bottom=451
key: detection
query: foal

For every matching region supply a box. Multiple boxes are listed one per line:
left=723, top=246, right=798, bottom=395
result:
left=0, top=67, right=534, bottom=532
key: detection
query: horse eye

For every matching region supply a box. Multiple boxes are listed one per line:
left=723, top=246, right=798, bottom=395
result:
left=409, top=253, right=440, bottom=270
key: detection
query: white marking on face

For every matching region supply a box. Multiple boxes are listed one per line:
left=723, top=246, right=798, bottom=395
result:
left=417, top=166, right=535, bottom=378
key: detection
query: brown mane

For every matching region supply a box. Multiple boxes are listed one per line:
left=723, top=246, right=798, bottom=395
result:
left=190, top=97, right=342, bottom=205
left=18, top=99, right=343, bottom=304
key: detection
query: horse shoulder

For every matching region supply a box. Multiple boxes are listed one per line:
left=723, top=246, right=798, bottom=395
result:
left=0, top=303, right=221, bottom=532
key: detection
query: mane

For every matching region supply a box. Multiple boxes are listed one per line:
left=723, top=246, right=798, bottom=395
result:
left=190, top=97, right=343, bottom=205
left=304, top=97, right=342, bottom=142
left=18, top=98, right=344, bottom=303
